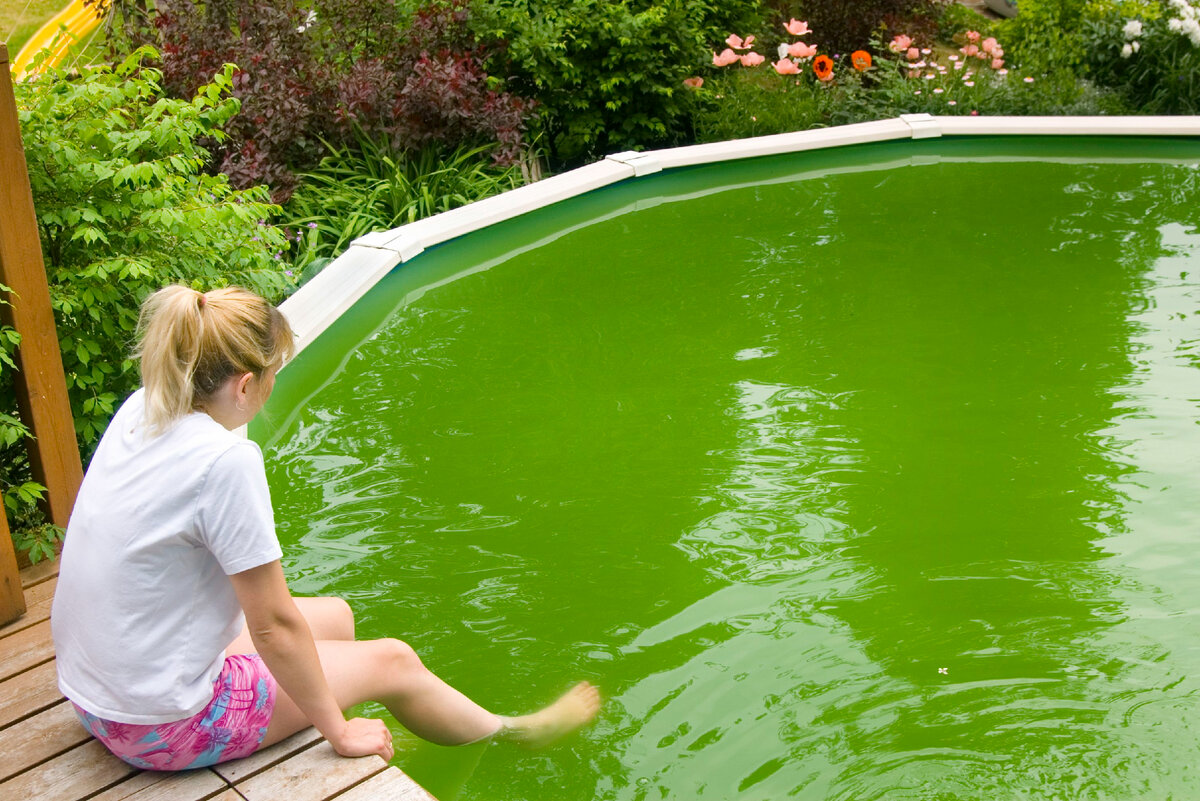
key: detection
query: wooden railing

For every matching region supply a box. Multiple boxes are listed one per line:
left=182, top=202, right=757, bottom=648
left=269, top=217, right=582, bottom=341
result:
left=0, top=43, right=84, bottom=625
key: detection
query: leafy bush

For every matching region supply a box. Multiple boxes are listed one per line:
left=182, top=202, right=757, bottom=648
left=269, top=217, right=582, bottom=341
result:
left=6, top=47, right=292, bottom=556
left=283, top=137, right=528, bottom=275
left=996, top=0, right=1090, bottom=70
left=1079, top=0, right=1200, bottom=113
left=143, top=0, right=534, bottom=198
left=476, top=0, right=763, bottom=165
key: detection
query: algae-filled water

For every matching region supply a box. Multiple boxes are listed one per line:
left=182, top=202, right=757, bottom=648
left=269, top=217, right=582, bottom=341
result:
left=253, top=138, right=1200, bottom=800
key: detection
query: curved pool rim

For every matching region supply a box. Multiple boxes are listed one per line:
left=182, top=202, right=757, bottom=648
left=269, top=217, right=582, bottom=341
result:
left=277, top=114, right=1200, bottom=360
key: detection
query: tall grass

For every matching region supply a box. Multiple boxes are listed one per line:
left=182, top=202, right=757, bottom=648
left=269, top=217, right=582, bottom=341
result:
left=282, top=137, right=529, bottom=282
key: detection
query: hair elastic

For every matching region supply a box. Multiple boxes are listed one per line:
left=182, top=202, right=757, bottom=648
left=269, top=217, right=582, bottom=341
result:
left=197, top=293, right=207, bottom=308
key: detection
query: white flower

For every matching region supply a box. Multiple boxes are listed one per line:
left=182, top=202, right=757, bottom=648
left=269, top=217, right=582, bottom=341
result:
left=1169, top=17, right=1184, bottom=32
left=297, top=9, right=317, bottom=33
left=1123, top=19, right=1143, bottom=38
left=778, top=43, right=790, bottom=60
left=1132, top=40, right=1141, bottom=52
left=1121, top=42, right=1133, bottom=58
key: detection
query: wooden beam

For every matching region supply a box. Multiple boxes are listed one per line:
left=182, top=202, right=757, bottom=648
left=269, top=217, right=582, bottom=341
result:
left=0, top=43, right=84, bottom=534
left=0, top=507, right=23, bottom=626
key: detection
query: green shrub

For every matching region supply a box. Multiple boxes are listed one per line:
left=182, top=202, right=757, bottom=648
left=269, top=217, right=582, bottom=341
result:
left=1079, top=0, right=1200, bottom=113
left=6, top=47, right=291, bottom=556
left=996, top=0, right=1089, bottom=70
left=476, top=0, right=764, bottom=165
left=283, top=136, right=528, bottom=275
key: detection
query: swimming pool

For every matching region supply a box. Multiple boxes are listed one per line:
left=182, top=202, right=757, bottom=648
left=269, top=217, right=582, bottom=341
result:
left=253, top=123, right=1200, bottom=800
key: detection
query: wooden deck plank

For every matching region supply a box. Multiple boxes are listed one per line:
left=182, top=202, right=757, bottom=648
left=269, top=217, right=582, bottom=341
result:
left=0, top=738, right=137, bottom=799
left=90, top=766, right=228, bottom=801
left=234, top=741, right=385, bottom=801
left=0, top=618, right=53, bottom=678
left=331, top=766, right=438, bottom=801
left=211, top=726, right=323, bottom=784
left=0, top=699, right=88, bottom=782
left=0, top=576, right=56, bottom=638
left=0, top=659, right=60, bottom=727
left=20, top=558, right=59, bottom=589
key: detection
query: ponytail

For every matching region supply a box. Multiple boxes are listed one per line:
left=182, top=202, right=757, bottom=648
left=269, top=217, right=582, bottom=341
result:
left=136, top=285, right=295, bottom=434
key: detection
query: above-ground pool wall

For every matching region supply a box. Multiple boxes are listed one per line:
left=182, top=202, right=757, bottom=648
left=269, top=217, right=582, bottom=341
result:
left=278, top=115, right=1200, bottom=363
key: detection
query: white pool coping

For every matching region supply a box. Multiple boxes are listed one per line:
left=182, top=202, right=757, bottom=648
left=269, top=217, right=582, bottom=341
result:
left=279, top=115, right=1200, bottom=358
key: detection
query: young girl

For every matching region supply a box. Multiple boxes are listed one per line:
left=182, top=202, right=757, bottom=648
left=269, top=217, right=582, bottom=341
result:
left=50, top=285, right=600, bottom=770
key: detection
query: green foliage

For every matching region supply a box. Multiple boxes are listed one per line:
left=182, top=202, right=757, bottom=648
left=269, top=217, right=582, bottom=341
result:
left=7, top=47, right=292, bottom=556
left=477, top=0, right=764, bottom=165
left=16, top=46, right=292, bottom=448
left=691, top=69, right=838, bottom=142
left=936, top=1, right=999, bottom=40
left=1078, top=0, right=1200, bottom=114
left=283, top=136, right=529, bottom=275
left=996, top=0, right=1089, bottom=70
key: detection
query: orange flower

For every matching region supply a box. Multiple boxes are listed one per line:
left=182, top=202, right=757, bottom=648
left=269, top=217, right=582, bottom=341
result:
left=851, top=50, right=872, bottom=71
left=812, top=55, right=834, bottom=81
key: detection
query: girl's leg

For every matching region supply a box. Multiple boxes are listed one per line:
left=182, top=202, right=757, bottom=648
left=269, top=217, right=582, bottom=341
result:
left=260, top=637, right=500, bottom=747
left=261, top=638, right=601, bottom=749
left=227, top=596, right=355, bottom=654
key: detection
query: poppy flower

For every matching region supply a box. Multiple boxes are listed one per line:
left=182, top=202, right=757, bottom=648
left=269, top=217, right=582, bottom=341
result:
left=889, top=34, right=912, bottom=53
left=712, top=48, right=740, bottom=67
left=683, top=76, right=704, bottom=89
left=726, top=34, right=755, bottom=50
left=851, top=50, right=871, bottom=71
left=773, top=58, right=800, bottom=75
left=812, top=55, right=834, bottom=81
left=788, top=41, right=818, bottom=59
left=784, top=19, right=811, bottom=37
left=740, top=52, right=766, bottom=67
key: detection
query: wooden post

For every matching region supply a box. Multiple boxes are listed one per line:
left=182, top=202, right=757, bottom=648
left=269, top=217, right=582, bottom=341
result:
left=0, top=44, right=84, bottom=545
left=0, top=503, right=24, bottom=624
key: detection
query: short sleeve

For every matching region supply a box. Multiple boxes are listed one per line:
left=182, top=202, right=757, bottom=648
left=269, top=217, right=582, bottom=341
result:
left=196, top=441, right=284, bottom=575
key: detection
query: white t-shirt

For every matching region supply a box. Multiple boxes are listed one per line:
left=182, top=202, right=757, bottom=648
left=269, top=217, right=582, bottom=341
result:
left=52, top=389, right=283, bottom=724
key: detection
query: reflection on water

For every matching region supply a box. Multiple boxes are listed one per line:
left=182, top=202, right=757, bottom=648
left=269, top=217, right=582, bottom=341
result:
left=256, top=141, right=1200, bottom=800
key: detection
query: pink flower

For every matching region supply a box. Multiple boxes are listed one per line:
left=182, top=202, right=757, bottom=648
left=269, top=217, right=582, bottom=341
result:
left=773, top=58, right=800, bottom=75
left=906, top=47, right=920, bottom=60
left=948, top=100, right=957, bottom=106
left=740, top=52, right=766, bottom=67
left=788, top=41, right=818, bottom=59
left=1023, top=76, right=1034, bottom=83
left=981, top=37, right=999, bottom=54
left=683, top=76, right=704, bottom=88
left=961, top=44, right=980, bottom=58
left=889, top=34, right=912, bottom=53
left=964, top=80, right=974, bottom=86
left=966, top=30, right=980, bottom=43
left=954, top=61, right=964, bottom=70
left=991, top=58, right=1004, bottom=69
left=726, top=34, right=755, bottom=50
left=784, top=19, right=810, bottom=37
left=713, top=48, right=740, bottom=67
left=970, top=110, right=979, bottom=115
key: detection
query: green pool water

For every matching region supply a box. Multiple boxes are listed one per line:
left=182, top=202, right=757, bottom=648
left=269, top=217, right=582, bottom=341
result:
left=253, top=137, right=1200, bottom=800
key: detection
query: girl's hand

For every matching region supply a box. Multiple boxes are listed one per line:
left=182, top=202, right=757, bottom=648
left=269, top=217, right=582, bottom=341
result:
left=329, top=717, right=394, bottom=761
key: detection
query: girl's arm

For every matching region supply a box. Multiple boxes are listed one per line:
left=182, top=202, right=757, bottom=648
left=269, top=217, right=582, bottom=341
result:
left=229, top=560, right=389, bottom=758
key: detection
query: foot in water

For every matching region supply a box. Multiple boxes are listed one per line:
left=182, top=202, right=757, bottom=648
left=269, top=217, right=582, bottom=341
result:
left=498, top=682, right=602, bottom=748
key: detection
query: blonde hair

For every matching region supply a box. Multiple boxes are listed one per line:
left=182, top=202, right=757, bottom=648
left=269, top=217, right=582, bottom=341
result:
left=136, top=285, right=295, bottom=433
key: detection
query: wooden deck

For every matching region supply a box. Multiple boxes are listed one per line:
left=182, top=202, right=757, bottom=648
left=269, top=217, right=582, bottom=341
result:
left=0, top=561, right=436, bottom=801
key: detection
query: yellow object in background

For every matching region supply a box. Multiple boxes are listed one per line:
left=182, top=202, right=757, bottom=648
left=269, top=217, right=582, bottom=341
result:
left=11, top=0, right=103, bottom=78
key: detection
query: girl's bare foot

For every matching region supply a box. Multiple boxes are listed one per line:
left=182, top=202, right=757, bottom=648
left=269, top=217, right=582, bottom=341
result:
left=497, top=682, right=601, bottom=748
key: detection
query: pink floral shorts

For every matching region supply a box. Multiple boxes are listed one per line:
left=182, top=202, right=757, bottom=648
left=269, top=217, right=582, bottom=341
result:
left=72, top=654, right=277, bottom=770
